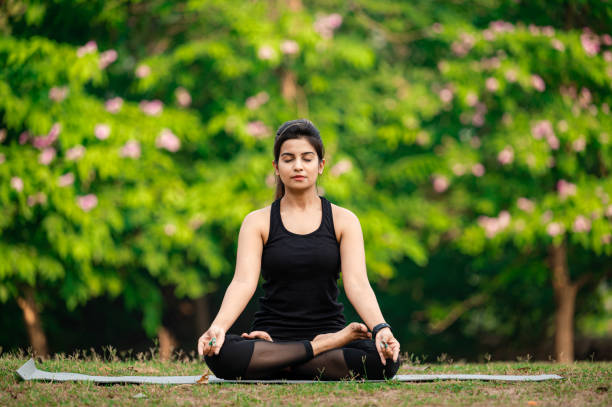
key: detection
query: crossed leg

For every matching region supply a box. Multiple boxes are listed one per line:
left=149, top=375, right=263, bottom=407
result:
left=204, top=323, right=400, bottom=380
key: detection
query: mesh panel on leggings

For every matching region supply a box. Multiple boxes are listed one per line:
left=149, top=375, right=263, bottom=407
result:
left=243, top=340, right=314, bottom=379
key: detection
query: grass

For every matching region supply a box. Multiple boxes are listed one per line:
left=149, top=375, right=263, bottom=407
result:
left=0, top=348, right=610, bottom=406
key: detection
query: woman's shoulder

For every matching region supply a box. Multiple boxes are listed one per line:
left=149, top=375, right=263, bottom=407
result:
left=243, top=204, right=273, bottom=245
left=328, top=201, right=360, bottom=243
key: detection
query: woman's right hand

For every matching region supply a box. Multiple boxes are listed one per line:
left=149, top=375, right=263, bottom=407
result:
left=197, top=325, right=226, bottom=357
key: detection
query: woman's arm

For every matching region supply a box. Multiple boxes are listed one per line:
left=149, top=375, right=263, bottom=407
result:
left=338, top=208, right=400, bottom=363
left=198, top=211, right=263, bottom=356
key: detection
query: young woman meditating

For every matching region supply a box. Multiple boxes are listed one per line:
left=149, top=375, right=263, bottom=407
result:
left=197, top=119, right=401, bottom=380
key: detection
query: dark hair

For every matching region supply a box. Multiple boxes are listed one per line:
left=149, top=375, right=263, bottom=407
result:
left=273, top=119, right=325, bottom=200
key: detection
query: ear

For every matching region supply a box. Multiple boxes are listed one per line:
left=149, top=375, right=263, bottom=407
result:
left=319, top=158, right=325, bottom=174
left=273, top=160, right=279, bottom=175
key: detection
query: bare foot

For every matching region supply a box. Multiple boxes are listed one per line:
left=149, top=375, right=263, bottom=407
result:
left=311, top=323, right=372, bottom=356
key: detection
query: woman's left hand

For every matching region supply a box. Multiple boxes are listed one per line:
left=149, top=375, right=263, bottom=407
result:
left=375, top=327, right=400, bottom=365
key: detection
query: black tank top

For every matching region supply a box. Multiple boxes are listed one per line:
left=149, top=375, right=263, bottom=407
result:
left=251, top=195, right=346, bottom=341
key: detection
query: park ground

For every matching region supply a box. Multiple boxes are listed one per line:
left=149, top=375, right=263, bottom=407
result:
left=0, top=349, right=610, bottom=406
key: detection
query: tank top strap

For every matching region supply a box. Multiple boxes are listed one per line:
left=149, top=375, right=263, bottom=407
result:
left=320, top=196, right=338, bottom=244
left=267, top=198, right=283, bottom=243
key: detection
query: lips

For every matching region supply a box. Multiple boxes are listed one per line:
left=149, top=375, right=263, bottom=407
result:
left=292, top=176, right=305, bottom=180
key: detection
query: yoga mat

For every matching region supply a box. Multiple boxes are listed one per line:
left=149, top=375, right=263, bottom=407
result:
left=17, top=359, right=563, bottom=384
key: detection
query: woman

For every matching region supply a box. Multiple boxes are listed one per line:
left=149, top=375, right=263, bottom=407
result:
left=197, top=119, right=400, bottom=380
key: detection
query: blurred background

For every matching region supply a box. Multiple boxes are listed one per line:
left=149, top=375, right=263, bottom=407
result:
left=1, top=0, right=611, bottom=363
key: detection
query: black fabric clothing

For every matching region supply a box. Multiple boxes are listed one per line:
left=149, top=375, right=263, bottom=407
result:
left=204, top=334, right=401, bottom=380
left=251, top=195, right=346, bottom=341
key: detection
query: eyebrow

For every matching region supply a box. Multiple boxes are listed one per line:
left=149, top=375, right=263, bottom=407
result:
left=280, top=152, right=315, bottom=157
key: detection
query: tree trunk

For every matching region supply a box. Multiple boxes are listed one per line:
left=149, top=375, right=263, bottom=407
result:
left=16, top=285, right=49, bottom=359
left=549, top=242, right=577, bottom=363
left=157, top=325, right=177, bottom=361
left=194, top=295, right=211, bottom=336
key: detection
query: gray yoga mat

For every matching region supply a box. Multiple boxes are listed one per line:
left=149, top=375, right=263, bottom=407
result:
left=17, top=359, right=563, bottom=384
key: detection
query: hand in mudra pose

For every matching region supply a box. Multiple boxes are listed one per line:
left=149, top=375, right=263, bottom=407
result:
left=241, top=330, right=273, bottom=341
left=375, top=327, right=400, bottom=365
left=198, top=325, right=226, bottom=357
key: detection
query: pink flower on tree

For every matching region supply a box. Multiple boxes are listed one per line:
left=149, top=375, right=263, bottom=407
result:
left=551, top=38, right=565, bottom=51
left=465, top=92, right=478, bottom=106
left=531, top=120, right=554, bottom=140
left=105, top=97, right=123, bottom=113
left=27, top=192, right=47, bottom=207
left=38, top=147, right=56, bottom=165
left=257, top=45, right=275, bottom=60
left=572, top=215, right=591, bottom=233
left=95, top=123, right=111, bottom=140
left=602, top=234, right=611, bottom=245
left=11, top=176, right=24, bottom=192
left=77, top=194, right=98, bottom=211
left=99, top=49, right=118, bottom=69
left=471, top=163, right=485, bottom=177
left=497, top=146, right=514, bottom=165
left=77, top=40, right=97, bottom=57
left=246, top=121, right=271, bottom=139
left=32, top=123, right=61, bottom=149
left=504, top=68, right=518, bottom=82
left=0, top=128, right=6, bottom=143
left=49, top=86, right=69, bottom=102
left=531, top=74, right=546, bottom=92
left=572, top=137, right=586, bottom=152
left=19, top=131, right=30, bottom=145
left=602, top=34, right=612, bottom=46
left=517, top=197, right=535, bottom=212
left=557, top=179, right=577, bottom=199
left=580, top=28, right=600, bottom=56
left=66, top=145, right=86, bottom=161
left=156, top=128, right=181, bottom=152
left=140, top=99, right=163, bottom=116
left=438, top=87, right=453, bottom=103
left=485, top=77, right=499, bottom=92
left=58, top=172, right=75, bottom=187
left=478, top=211, right=511, bottom=238
left=432, top=175, right=449, bottom=193
left=0, top=153, right=5, bottom=164
left=120, top=140, right=141, bottom=159
left=245, top=91, right=270, bottom=110
left=175, top=87, right=192, bottom=107
left=280, top=40, right=300, bottom=55
left=331, top=159, right=353, bottom=176
left=135, top=64, right=151, bottom=78
left=546, top=222, right=564, bottom=237
left=314, top=13, right=343, bottom=39
left=547, top=134, right=560, bottom=150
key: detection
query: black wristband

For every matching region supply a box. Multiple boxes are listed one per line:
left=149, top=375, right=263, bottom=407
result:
left=371, top=323, right=391, bottom=341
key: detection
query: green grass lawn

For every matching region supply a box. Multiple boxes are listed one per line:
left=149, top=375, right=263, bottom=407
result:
left=1, top=349, right=610, bottom=406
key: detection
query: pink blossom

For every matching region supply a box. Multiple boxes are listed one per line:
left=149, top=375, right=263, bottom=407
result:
left=531, top=120, right=554, bottom=140
left=471, top=112, right=485, bottom=127
left=314, top=13, right=343, bottom=39
left=120, top=140, right=141, bottom=159
left=95, top=123, right=111, bottom=140
left=483, top=29, right=495, bottom=41
left=451, top=32, right=475, bottom=57
left=99, top=49, right=118, bottom=69
left=26, top=192, right=47, bottom=207
left=528, top=24, right=540, bottom=36
left=77, top=40, right=97, bottom=57
left=604, top=51, right=612, bottom=62
left=432, top=175, right=449, bottom=193
left=497, top=146, right=514, bottom=165
left=245, top=91, right=270, bottom=110
left=246, top=121, right=270, bottom=139
left=156, top=128, right=181, bottom=152
left=431, top=23, right=443, bottom=34
left=546, top=222, right=564, bottom=237
left=257, top=45, right=275, bottom=60
left=547, top=134, right=560, bottom=150
left=580, top=28, right=600, bottom=56
left=139, top=99, right=163, bottom=116
left=38, top=147, right=56, bottom=165
left=517, top=197, right=535, bottom=212
left=480, top=57, right=500, bottom=70
left=66, top=145, right=86, bottom=161
left=49, top=86, right=69, bottom=102
left=489, top=20, right=514, bottom=33
left=438, top=87, right=453, bottom=103
left=135, top=64, right=151, bottom=78
left=557, top=120, right=569, bottom=132
left=58, top=172, right=75, bottom=187
left=485, top=77, right=499, bottom=92
left=504, top=68, right=518, bottom=82
left=0, top=153, right=5, bottom=164
left=472, top=163, right=485, bottom=177
left=451, top=163, right=466, bottom=176
left=478, top=211, right=511, bottom=238
left=557, top=179, right=577, bottom=199
left=602, top=34, right=612, bottom=46
left=31, top=123, right=61, bottom=150
left=602, top=234, right=611, bottom=245
left=0, top=128, right=5, bottom=143
left=531, top=74, right=546, bottom=92
left=465, top=92, right=478, bottom=106
left=11, top=176, right=23, bottom=192
left=77, top=194, right=98, bottom=211
left=541, top=210, right=553, bottom=223
left=572, top=215, right=591, bottom=233
left=105, top=97, right=123, bottom=114
left=470, top=136, right=482, bottom=148
left=164, top=223, right=176, bottom=236
left=175, top=87, right=192, bottom=107
left=542, top=26, right=555, bottom=36
left=606, top=205, right=612, bottom=217
left=19, top=131, right=29, bottom=145
left=578, top=87, right=592, bottom=108
left=331, top=159, right=353, bottom=176
left=572, top=137, right=586, bottom=152
left=280, top=40, right=300, bottom=55
left=551, top=38, right=565, bottom=51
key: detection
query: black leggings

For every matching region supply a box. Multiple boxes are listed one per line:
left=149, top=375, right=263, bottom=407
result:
left=204, top=334, right=401, bottom=380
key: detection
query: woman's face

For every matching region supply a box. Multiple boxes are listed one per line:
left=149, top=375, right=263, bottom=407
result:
left=275, top=137, right=324, bottom=191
